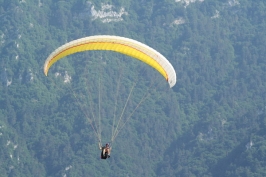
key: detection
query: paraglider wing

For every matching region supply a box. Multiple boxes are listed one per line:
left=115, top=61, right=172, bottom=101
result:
left=44, top=35, right=176, bottom=87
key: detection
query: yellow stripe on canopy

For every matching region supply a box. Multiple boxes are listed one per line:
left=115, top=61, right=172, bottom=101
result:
left=44, top=35, right=176, bottom=87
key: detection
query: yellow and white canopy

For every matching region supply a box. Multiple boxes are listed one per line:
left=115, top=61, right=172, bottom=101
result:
left=44, top=35, right=176, bottom=88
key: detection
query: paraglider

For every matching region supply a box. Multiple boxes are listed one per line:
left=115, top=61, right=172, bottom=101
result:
left=43, top=35, right=176, bottom=159
left=44, top=35, right=176, bottom=88
left=99, top=142, right=111, bottom=159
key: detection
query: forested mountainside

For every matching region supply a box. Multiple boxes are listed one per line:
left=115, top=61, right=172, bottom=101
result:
left=1, top=0, right=266, bottom=176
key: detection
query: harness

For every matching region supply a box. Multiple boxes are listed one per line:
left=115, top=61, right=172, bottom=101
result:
left=101, top=147, right=109, bottom=159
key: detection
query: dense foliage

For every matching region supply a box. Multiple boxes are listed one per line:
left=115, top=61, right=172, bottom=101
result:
left=0, top=0, right=266, bottom=176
